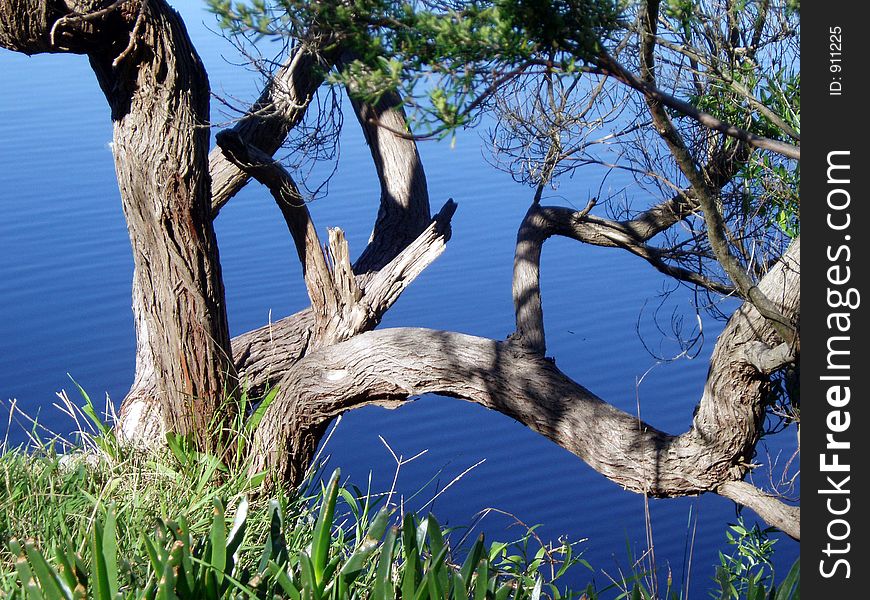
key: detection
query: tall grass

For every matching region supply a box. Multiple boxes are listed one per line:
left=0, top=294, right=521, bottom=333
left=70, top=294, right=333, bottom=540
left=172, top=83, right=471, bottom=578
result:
left=0, top=390, right=798, bottom=599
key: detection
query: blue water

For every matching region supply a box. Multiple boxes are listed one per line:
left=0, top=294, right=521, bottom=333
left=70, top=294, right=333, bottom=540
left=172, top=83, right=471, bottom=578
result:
left=0, top=2, right=798, bottom=595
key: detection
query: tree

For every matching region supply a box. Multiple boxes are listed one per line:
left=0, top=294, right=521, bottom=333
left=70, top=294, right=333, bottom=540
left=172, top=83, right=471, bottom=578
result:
left=0, top=0, right=799, bottom=539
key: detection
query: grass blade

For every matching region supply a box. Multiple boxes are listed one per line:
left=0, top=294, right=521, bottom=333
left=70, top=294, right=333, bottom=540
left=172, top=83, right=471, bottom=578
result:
left=460, top=534, right=485, bottom=584
left=774, top=558, right=800, bottom=600
left=209, top=498, right=227, bottom=588
left=373, top=526, right=398, bottom=600
left=300, top=551, right=321, bottom=600
left=102, top=504, right=119, bottom=597
left=474, top=558, right=489, bottom=600
left=89, top=518, right=111, bottom=600
left=312, top=469, right=341, bottom=585
left=268, top=561, right=301, bottom=600
left=247, top=386, right=280, bottom=433
left=23, top=541, right=72, bottom=600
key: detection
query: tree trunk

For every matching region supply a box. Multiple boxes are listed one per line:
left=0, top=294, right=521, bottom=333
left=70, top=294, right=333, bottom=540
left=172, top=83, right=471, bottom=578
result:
left=92, top=1, right=237, bottom=448
left=1, top=0, right=237, bottom=448
left=246, top=239, right=798, bottom=530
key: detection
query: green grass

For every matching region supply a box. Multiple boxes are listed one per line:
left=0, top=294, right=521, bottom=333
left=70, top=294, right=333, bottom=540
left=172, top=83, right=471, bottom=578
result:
left=0, top=392, right=798, bottom=599
left=0, top=391, right=587, bottom=599
left=0, top=443, right=584, bottom=599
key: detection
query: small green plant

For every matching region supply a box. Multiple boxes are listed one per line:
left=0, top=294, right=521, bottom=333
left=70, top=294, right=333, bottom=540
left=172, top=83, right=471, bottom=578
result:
left=710, top=518, right=799, bottom=600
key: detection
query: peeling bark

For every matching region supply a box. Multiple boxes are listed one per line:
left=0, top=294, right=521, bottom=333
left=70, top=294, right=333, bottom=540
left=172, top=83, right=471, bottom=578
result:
left=1, top=0, right=237, bottom=448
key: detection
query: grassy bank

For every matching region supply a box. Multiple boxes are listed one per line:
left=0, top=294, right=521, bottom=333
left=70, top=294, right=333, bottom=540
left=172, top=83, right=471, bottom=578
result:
left=0, top=436, right=586, bottom=599
left=0, top=398, right=797, bottom=599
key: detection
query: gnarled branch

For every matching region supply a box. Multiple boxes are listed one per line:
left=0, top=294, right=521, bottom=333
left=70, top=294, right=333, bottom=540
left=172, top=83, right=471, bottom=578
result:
left=249, top=238, right=799, bottom=538
left=209, top=43, right=339, bottom=215
left=512, top=201, right=734, bottom=354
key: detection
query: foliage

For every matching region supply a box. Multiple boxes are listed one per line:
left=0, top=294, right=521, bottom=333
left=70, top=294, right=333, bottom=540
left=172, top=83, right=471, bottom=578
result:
left=1, top=389, right=800, bottom=599
left=207, top=0, right=622, bottom=135
left=710, top=519, right=799, bottom=600
left=1, top=394, right=582, bottom=600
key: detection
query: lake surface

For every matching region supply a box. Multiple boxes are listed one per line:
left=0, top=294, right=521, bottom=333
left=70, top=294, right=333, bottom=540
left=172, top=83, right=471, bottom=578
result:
left=0, top=2, right=798, bottom=595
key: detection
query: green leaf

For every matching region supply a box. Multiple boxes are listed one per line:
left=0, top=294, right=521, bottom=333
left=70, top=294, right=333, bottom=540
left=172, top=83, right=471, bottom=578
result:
left=102, top=504, right=119, bottom=597
left=402, top=546, right=419, bottom=600
left=311, top=469, right=341, bottom=585
left=156, top=542, right=183, bottom=600
left=474, top=558, right=490, bottom=600
left=268, top=561, right=301, bottom=600
left=373, top=526, right=398, bottom=600
left=224, top=496, right=248, bottom=580
left=340, top=508, right=390, bottom=580
left=53, top=544, right=81, bottom=595
left=460, top=534, right=485, bottom=584
left=23, top=541, right=72, bottom=600
left=209, top=498, right=228, bottom=583
left=247, top=386, right=280, bottom=433
left=495, top=582, right=512, bottom=600
left=774, top=558, right=800, bottom=600
left=69, top=376, right=111, bottom=437
left=300, top=551, right=321, bottom=600
left=89, top=517, right=111, bottom=600
left=10, top=539, right=42, bottom=600
left=165, top=432, right=189, bottom=467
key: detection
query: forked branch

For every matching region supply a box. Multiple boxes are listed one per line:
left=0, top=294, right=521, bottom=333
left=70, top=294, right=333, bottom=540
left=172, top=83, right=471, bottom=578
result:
left=217, top=128, right=456, bottom=346
left=250, top=239, right=799, bottom=539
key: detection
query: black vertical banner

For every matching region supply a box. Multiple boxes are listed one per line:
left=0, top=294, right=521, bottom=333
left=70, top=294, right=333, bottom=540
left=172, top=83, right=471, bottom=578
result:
left=803, top=2, right=868, bottom=596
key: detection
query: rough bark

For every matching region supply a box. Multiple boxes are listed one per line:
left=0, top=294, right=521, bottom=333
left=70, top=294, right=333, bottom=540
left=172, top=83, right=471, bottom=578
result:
left=118, top=78, right=435, bottom=443
left=718, top=481, right=800, bottom=540
left=90, top=0, right=237, bottom=447
left=116, top=40, right=337, bottom=443
left=0, top=0, right=118, bottom=55
left=349, top=91, right=432, bottom=272
left=248, top=238, right=799, bottom=536
left=1, top=0, right=237, bottom=448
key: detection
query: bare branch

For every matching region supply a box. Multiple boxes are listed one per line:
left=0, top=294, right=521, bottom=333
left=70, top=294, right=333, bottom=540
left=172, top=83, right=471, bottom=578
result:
left=594, top=53, right=799, bottom=160
left=741, top=341, right=796, bottom=374
left=209, top=43, right=340, bottom=215
left=718, top=480, right=800, bottom=540
left=217, top=129, right=456, bottom=347
left=512, top=199, right=733, bottom=354
left=634, top=0, right=797, bottom=347
left=338, top=52, right=432, bottom=272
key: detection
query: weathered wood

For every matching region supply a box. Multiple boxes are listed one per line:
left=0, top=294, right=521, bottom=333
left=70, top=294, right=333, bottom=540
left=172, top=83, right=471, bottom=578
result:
left=88, top=0, right=237, bottom=447
left=118, top=84, right=437, bottom=444
left=1, top=0, right=237, bottom=448
left=718, top=481, right=800, bottom=540
left=345, top=84, right=432, bottom=272
left=248, top=240, right=798, bottom=530
left=209, top=44, right=339, bottom=215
